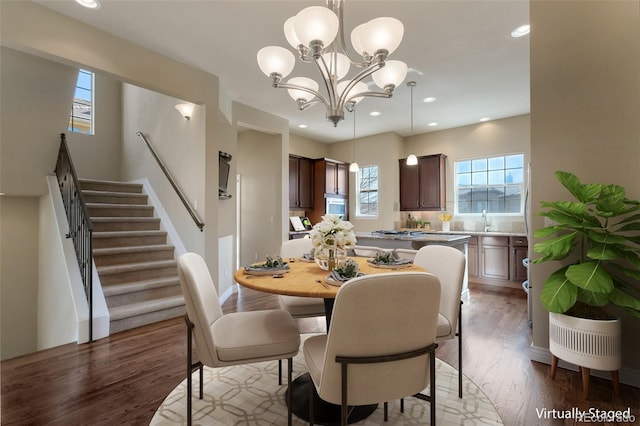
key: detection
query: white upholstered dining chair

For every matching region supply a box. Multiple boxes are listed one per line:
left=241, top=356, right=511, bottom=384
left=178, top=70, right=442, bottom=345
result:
left=278, top=238, right=326, bottom=319
left=413, top=244, right=466, bottom=397
left=178, top=252, right=300, bottom=426
left=303, top=272, right=441, bottom=426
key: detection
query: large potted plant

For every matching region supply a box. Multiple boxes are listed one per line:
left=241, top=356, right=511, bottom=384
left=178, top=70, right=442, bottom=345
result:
left=532, top=171, right=640, bottom=391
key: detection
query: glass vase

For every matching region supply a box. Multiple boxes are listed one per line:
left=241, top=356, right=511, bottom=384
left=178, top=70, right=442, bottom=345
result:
left=315, top=245, right=347, bottom=271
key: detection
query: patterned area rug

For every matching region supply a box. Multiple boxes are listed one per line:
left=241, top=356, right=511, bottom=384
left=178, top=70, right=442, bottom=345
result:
left=151, top=335, right=503, bottom=425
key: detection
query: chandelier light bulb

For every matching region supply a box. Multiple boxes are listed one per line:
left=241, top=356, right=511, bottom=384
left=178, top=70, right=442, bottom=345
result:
left=350, top=23, right=368, bottom=57
left=293, top=6, right=339, bottom=48
left=287, top=77, right=319, bottom=102
left=321, top=52, right=351, bottom=80
left=372, top=60, right=408, bottom=89
left=257, top=46, right=295, bottom=79
left=283, top=17, right=301, bottom=48
left=359, top=17, right=404, bottom=56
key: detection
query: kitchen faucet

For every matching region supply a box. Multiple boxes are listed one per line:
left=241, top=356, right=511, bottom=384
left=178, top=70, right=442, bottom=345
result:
left=482, top=209, right=490, bottom=232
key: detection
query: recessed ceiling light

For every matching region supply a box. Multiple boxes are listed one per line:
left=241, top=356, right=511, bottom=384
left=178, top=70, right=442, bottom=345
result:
left=298, top=124, right=308, bottom=129
left=428, top=122, right=438, bottom=127
left=369, top=111, right=381, bottom=116
left=423, top=97, right=437, bottom=103
left=511, top=24, right=530, bottom=38
left=479, top=117, right=491, bottom=122
left=75, top=0, right=101, bottom=9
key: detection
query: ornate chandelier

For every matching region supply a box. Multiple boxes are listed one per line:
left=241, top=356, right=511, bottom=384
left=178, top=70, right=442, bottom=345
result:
left=257, top=0, right=408, bottom=127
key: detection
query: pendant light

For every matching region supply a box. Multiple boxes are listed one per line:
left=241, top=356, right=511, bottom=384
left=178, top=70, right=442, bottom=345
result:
left=349, top=108, right=359, bottom=173
left=406, top=81, right=418, bottom=166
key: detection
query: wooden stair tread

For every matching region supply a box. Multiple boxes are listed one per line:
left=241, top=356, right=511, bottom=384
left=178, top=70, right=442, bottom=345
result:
left=91, top=217, right=161, bottom=223
left=86, top=203, right=154, bottom=210
left=102, top=276, right=180, bottom=297
left=93, top=230, right=167, bottom=238
left=93, top=244, right=173, bottom=255
left=109, top=295, right=185, bottom=321
left=97, top=259, right=177, bottom=275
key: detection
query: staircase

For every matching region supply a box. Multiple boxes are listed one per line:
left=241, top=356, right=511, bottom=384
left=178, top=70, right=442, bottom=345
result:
left=79, top=179, right=185, bottom=334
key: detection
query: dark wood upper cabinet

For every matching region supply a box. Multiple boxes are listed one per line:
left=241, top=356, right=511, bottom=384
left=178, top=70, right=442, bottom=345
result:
left=317, top=158, right=348, bottom=196
left=289, top=155, right=313, bottom=209
left=399, top=154, right=446, bottom=211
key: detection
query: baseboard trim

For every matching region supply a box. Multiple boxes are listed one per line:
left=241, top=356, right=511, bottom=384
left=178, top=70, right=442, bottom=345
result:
left=219, top=284, right=238, bottom=306
left=530, top=345, right=640, bottom=388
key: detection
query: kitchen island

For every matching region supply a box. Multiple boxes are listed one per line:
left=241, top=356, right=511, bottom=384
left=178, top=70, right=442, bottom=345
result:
left=355, top=230, right=471, bottom=251
left=355, top=231, right=471, bottom=295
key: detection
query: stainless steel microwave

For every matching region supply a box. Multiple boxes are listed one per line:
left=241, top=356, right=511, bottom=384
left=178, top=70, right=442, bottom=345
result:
left=325, top=197, right=346, bottom=218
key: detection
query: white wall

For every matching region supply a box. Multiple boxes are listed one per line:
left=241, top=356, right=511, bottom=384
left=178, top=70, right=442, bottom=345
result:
left=290, top=133, right=329, bottom=159
left=237, top=130, right=283, bottom=265
left=66, top=72, right=123, bottom=181
left=0, top=46, right=77, bottom=197
left=530, top=0, right=640, bottom=377
left=121, top=84, right=206, bottom=254
left=328, top=132, right=405, bottom=232
left=0, top=197, right=39, bottom=360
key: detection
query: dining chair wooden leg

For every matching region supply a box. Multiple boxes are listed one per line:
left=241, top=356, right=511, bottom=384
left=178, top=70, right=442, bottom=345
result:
left=400, top=397, right=404, bottom=413
left=279, top=359, right=283, bottom=385
left=384, top=401, right=388, bottom=421
left=458, top=300, right=463, bottom=398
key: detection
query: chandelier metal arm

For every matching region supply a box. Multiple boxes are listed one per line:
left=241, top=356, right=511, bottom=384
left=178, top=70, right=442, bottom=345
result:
left=336, top=61, right=385, bottom=110
left=273, top=82, right=331, bottom=111
left=315, top=53, right=340, bottom=109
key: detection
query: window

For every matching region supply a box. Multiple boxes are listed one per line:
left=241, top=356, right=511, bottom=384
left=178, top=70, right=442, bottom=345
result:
left=68, top=69, right=94, bottom=134
left=356, top=165, right=378, bottom=216
left=455, top=154, right=524, bottom=214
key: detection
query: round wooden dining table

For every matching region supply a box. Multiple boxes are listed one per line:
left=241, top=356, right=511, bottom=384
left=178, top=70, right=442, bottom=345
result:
left=234, top=255, right=427, bottom=425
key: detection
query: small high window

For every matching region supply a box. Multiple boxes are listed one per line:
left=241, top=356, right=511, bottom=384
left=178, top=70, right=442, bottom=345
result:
left=356, top=165, right=378, bottom=217
left=455, top=154, right=524, bottom=214
left=68, top=69, right=94, bottom=134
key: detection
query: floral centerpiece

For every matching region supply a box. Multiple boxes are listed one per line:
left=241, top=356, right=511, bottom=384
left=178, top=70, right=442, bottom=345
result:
left=439, top=212, right=453, bottom=231
left=310, top=214, right=357, bottom=270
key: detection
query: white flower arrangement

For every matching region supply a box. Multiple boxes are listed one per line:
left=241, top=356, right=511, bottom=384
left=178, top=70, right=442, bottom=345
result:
left=310, top=214, right=357, bottom=252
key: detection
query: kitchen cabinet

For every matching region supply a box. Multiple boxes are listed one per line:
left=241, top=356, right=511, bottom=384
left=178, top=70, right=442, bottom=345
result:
left=308, top=158, right=349, bottom=224
left=510, top=236, right=529, bottom=282
left=467, top=236, right=479, bottom=277
left=320, top=159, right=349, bottom=196
left=288, top=155, right=314, bottom=209
left=399, top=154, right=446, bottom=210
left=480, top=236, right=510, bottom=280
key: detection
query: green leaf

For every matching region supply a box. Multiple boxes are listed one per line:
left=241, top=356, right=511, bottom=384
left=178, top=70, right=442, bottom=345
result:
left=577, top=288, right=609, bottom=307
left=619, top=222, right=640, bottom=232
left=617, top=213, right=640, bottom=225
left=587, top=230, right=627, bottom=245
left=534, top=226, right=562, bottom=238
left=607, top=288, right=640, bottom=318
left=533, top=231, right=577, bottom=260
left=540, top=268, right=577, bottom=313
left=565, top=261, right=614, bottom=293
left=556, top=171, right=602, bottom=203
left=586, top=242, right=621, bottom=261
left=595, top=184, right=627, bottom=217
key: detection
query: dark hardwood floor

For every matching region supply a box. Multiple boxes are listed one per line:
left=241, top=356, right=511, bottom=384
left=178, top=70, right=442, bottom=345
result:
left=2, top=284, right=638, bottom=425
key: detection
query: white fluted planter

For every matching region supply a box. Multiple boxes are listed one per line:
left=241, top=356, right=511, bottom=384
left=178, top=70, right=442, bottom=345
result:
left=549, top=312, right=621, bottom=371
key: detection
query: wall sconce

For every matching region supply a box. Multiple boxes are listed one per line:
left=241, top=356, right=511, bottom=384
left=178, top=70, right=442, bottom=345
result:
left=175, top=103, right=195, bottom=120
